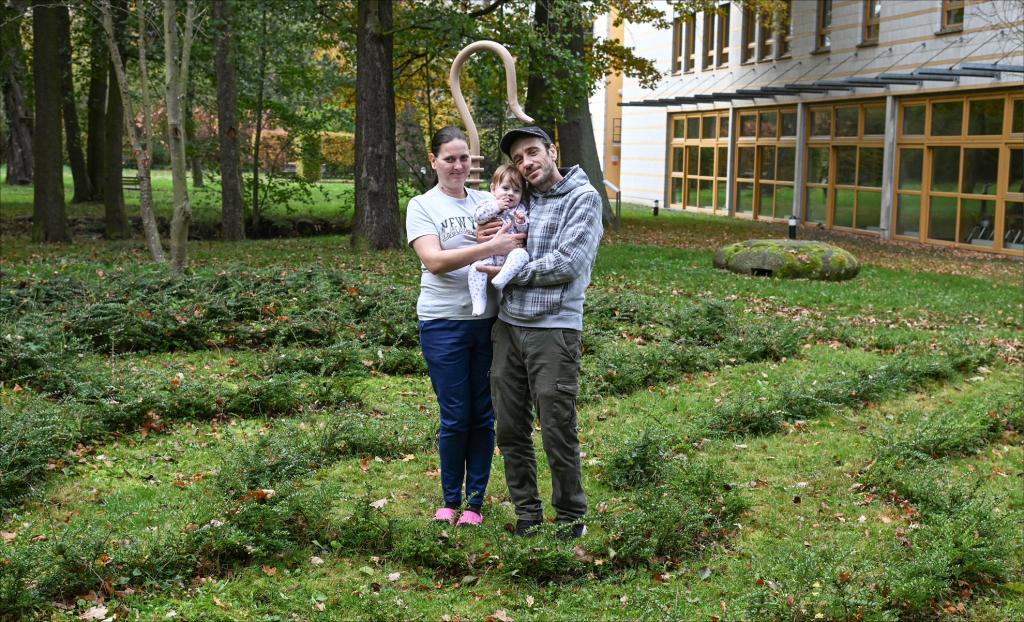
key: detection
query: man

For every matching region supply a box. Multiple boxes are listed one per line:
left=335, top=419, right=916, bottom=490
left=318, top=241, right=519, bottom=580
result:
left=476, top=127, right=603, bottom=539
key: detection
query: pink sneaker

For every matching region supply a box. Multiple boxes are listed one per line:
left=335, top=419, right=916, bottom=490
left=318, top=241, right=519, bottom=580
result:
left=433, top=507, right=457, bottom=524
left=456, top=510, right=483, bottom=527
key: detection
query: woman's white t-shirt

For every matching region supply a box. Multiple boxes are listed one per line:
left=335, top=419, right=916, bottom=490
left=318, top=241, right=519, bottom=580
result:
left=406, top=185, right=496, bottom=321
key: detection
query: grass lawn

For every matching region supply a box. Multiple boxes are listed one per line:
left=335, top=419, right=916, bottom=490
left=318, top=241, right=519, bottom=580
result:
left=0, top=168, right=360, bottom=224
left=1, top=207, right=1022, bottom=621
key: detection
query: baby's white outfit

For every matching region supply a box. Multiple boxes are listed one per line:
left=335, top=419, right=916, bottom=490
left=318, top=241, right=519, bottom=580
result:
left=469, top=200, right=529, bottom=316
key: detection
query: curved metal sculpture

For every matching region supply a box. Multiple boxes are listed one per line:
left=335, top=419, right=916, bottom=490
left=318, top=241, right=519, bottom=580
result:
left=449, top=40, right=534, bottom=187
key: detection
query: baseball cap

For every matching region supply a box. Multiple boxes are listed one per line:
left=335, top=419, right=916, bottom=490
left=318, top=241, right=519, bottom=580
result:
left=500, top=126, right=552, bottom=157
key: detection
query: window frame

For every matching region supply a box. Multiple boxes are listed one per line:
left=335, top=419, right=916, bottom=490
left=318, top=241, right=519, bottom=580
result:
left=941, top=0, right=965, bottom=32
left=895, top=91, right=1022, bottom=254
left=669, top=111, right=730, bottom=214
left=805, top=102, right=886, bottom=233
left=735, top=106, right=798, bottom=221
left=862, top=0, right=881, bottom=45
left=715, top=4, right=730, bottom=67
left=815, top=0, right=833, bottom=51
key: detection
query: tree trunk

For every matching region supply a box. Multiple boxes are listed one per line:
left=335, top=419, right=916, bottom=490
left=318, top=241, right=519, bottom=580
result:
left=186, top=81, right=203, bottom=186
left=86, top=25, right=107, bottom=199
left=103, top=0, right=130, bottom=239
left=214, top=0, right=244, bottom=240
left=250, top=0, right=268, bottom=235
left=396, top=102, right=429, bottom=190
left=58, top=5, right=94, bottom=203
left=164, top=0, right=195, bottom=272
left=1, top=6, right=33, bottom=186
left=352, top=0, right=400, bottom=250
left=556, top=22, right=615, bottom=226
left=524, top=0, right=556, bottom=138
left=31, top=3, right=69, bottom=242
left=100, top=0, right=165, bottom=262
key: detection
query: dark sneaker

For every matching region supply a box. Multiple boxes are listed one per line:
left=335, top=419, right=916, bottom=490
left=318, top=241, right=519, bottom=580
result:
left=554, top=521, right=587, bottom=541
left=512, top=518, right=543, bottom=537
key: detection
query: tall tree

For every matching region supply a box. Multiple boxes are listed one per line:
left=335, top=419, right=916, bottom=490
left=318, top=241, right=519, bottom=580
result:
left=249, top=0, right=268, bottom=234
left=85, top=23, right=107, bottom=199
left=57, top=5, right=94, bottom=203
left=100, top=0, right=165, bottom=262
left=352, top=0, right=400, bottom=249
left=555, top=18, right=612, bottom=224
left=1, top=3, right=32, bottom=186
left=164, top=0, right=199, bottom=272
left=214, top=0, right=244, bottom=240
left=31, top=2, right=69, bottom=242
left=102, top=0, right=130, bottom=239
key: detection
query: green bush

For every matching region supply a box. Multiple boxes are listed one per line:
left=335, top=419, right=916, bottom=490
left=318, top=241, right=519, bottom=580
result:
left=602, top=430, right=674, bottom=490
left=297, top=133, right=323, bottom=182
left=330, top=409, right=436, bottom=458
left=600, top=456, right=747, bottom=566
left=0, top=394, right=77, bottom=508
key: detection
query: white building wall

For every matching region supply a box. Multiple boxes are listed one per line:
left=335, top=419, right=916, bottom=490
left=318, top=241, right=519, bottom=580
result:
left=595, top=0, right=1024, bottom=208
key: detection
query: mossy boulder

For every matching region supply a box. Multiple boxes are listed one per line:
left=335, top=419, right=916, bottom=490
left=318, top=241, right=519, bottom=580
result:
left=713, top=239, right=860, bottom=280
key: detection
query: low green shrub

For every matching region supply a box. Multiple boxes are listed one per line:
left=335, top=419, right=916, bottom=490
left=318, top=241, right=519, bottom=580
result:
left=708, top=349, right=995, bottom=438
left=331, top=490, right=396, bottom=555
left=0, top=319, right=82, bottom=395
left=0, top=540, right=39, bottom=616
left=600, top=456, right=747, bottom=566
left=0, top=394, right=77, bottom=508
left=330, top=409, right=436, bottom=458
left=602, top=430, right=674, bottom=490
left=389, top=520, right=469, bottom=573
left=496, top=534, right=588, bottom=583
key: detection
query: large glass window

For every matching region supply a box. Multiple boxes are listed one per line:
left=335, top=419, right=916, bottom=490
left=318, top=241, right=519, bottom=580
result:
left=669, top=111, right=730, bottom=214
left=897, top=92, right=1022, bottom=253
left=807, top=102, right=885, bottom=231
left=737, top=106, right=797, bottom=220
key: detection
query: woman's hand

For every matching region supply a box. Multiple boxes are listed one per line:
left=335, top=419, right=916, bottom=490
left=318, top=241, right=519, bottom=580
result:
left=476, top=218, right=503, bottom=242
left=487, top=222, right=526, bottom=256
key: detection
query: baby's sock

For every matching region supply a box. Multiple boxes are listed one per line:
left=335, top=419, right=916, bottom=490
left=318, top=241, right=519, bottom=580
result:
left=492, top=248, right=529, bottom=289
left=468, top=262, right=490, bottom=316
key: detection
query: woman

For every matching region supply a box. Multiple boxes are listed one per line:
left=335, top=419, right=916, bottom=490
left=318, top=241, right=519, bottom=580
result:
left=406, top=126, right=525, bottom=526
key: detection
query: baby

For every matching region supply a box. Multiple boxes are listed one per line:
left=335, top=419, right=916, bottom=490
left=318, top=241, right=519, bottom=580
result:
left=469, top=164, right=529, bottom=316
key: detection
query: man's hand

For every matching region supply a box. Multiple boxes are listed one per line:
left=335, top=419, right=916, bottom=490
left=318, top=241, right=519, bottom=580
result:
left=474, top=263, right=501, bottom=280
left=476, top=218, right=502, bottom=243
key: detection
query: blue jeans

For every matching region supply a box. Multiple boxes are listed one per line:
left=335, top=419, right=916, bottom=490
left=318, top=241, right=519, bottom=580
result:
left=419, top=318, right=496, bottom=507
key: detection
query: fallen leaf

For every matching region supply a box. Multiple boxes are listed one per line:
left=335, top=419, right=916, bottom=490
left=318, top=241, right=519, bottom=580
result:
left=310, top=556, right=324, bottom=566
left=313, top=602, right=325, bottom=612
left=488, top=609, right=513, bottom=622
left=461, top=575, right=478, bottom=587
left=78, top=606, right=108, bottom=621
left=388, top=572, right=401, bottom=582
left=261, top=565, right=277, bottom=576
left=699, top=566, right=712, bottom=580
left=369, top=498, right=388, bottom=509
left=401, top=454, right=415, bottom=462
left=0, top=531, right=15, bottom=543
left=526, top=595, right=534, bottom=608
left=213, top=597, right=229, bottom=609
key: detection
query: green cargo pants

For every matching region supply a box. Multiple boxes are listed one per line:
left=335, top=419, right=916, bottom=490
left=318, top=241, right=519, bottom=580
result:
left=491, top=319, right=587, bottom=522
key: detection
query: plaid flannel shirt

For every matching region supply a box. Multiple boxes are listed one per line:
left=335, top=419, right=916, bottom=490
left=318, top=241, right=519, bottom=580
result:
left=500, top=166, right=603, bottom=326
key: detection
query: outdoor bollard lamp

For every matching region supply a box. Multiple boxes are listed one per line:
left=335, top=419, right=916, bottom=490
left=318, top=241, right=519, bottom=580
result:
left=449, top=41, right=533, bottom=188
left=789, top=215, right=798, bottom=239
left=653, top=199, right=659, bottom=216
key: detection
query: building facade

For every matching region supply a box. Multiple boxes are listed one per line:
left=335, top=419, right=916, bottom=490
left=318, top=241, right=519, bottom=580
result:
left=593, top=0, right=1024, bottom=255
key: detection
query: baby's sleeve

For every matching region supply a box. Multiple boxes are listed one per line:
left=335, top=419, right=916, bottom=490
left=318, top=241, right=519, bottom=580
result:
left=473, top=200, right=503, bottom=224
